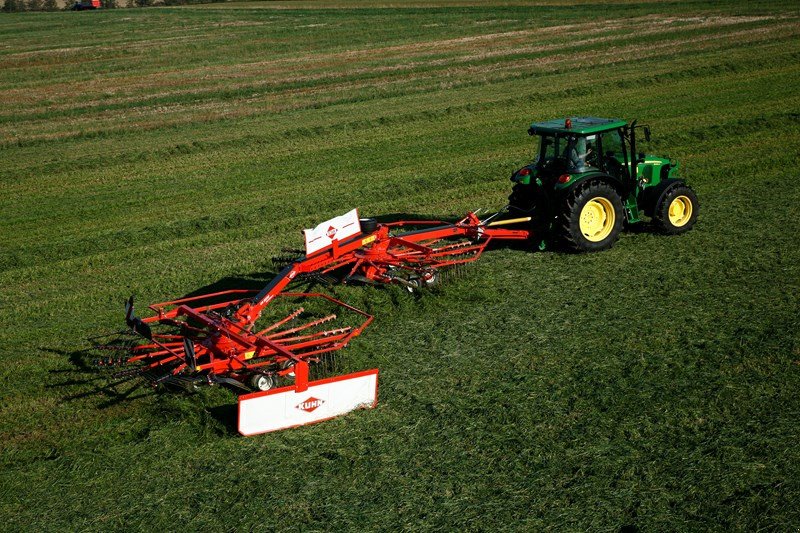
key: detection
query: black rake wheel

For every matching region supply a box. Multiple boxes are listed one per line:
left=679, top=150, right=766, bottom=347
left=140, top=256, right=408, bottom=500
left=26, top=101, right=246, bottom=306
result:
left=653, top=184, right=699, bottom=235
left=559, top=180, right=624, bottom=252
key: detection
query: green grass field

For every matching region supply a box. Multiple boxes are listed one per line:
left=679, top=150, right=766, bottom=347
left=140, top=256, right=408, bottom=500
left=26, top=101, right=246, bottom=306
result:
left=2, top=0, right=800, bottom=529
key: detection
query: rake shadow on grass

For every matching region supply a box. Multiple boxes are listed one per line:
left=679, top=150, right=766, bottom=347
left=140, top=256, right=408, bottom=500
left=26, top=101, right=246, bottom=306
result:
left=43, top=346, right=153, bottom=408
left=207, top=403, right=238, bottom=435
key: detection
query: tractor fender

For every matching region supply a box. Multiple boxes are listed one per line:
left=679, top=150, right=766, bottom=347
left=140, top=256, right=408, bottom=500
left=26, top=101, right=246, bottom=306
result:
left=640, top=178, right=685, bottom=216
left=557, top=172, right=624, bottom=198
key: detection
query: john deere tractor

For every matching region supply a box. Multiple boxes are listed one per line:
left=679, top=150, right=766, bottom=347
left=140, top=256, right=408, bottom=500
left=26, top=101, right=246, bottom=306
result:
left=509, top=117, right=698, bottom=251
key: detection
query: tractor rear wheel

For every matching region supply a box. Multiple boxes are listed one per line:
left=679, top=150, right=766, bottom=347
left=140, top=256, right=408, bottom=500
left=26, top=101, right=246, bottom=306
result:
left=654, top=184, right=699, bottom=234
left=559, top=181, right=624, bottom=252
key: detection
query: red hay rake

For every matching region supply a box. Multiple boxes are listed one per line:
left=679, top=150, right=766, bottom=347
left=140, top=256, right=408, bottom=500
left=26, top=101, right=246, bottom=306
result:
left=99, top=209, right=532, bottom=433
left=120, top=291, right=372, bottom=392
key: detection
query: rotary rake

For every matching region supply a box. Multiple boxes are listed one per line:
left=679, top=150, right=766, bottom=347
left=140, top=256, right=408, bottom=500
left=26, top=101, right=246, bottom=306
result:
left=98, top=208, right=532, bottom=434
left=118, top=291, right=372, bottom=392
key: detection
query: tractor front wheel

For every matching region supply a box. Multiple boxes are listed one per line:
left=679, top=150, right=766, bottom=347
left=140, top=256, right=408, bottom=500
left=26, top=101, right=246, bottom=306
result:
left=559, top=181, right=624, bottom=252
left=654, top=184, right=699, bottom=234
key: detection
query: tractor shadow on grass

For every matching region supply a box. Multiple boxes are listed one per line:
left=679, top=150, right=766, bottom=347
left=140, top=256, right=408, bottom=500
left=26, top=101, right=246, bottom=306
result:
left=372, top=212, right=462, bottom=224
left=179, top=271, right=279, bottom=299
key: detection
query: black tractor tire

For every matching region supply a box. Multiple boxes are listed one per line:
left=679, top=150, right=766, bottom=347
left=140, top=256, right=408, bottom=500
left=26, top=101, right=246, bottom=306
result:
left=508, top=183, right=536, bottom=212
left=653, top=184, right=699, bottom=234
left=558, top=181, right=624, bottom=252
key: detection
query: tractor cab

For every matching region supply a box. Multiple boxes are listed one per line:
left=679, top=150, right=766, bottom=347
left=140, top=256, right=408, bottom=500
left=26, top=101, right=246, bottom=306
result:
left=508, top=116, right=698, bottom=251
left=534, top=130, right=600, bottom=174
left=515, top=117, right=633, bottom=184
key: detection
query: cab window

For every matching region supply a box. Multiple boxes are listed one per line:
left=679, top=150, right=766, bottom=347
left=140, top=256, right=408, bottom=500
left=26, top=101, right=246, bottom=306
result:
left=563, top=135, right=598, bottom=172
left=600, top=129, right=626, bottom=178
left=537, top=134, right=561, bottom=165
left=602, top=129, right=624, bottom=158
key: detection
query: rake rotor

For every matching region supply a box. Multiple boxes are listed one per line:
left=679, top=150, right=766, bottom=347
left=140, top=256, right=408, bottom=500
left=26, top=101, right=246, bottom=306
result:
left=97, top=209, right=532, bottom=393
left=101, top=291, right=372, bottom=391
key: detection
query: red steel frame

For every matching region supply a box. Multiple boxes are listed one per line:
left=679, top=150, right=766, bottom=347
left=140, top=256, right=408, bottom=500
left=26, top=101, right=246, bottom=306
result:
left=121, top=211, right=531, bottom=389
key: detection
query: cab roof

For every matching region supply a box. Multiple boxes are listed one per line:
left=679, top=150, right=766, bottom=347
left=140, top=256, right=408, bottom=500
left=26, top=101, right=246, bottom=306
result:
left=529, top=117, right=627, bottom=136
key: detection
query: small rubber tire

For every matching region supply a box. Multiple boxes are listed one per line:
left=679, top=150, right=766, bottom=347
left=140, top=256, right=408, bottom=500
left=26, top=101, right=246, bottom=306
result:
left=248, top=373, right=275, bottom=392
left=409, top=269, right=440, bottom=289
left=559, top=181, right=624, bottom=252
left=653, top=184, right=699, bottom=234
left=360, top=218, right=378, bottom=234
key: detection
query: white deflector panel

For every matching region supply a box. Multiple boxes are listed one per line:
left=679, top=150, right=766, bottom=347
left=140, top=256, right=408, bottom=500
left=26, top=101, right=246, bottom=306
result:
left=238, top=369, right=378, bottom=436
left=303, top=208, right=361, bottom=255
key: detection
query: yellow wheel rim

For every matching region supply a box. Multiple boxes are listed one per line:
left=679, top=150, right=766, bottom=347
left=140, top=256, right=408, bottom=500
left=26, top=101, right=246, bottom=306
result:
left=579, top=197, right=615, bottom=242
left=668, top=195, right=693, bottom=227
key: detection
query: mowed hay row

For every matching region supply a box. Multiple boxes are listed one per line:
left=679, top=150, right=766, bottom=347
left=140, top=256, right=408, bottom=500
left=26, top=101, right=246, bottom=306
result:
left=1, top=38, right=798, bottom=271
left=1, top=1, right=800, bottom=531
left=1, top=11, right=798, bottom=141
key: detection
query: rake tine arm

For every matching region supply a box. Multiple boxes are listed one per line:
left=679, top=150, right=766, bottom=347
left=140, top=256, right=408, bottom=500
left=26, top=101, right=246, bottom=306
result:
left=132, top=341, right=183, bottom=350
left=128, top=350, right=176, bottom=363
left=152, top=334, right=186, bottom=338
left=144, top=354, right=182, bottom=370
left=346, top=258, right=366, bottom=279
left=255, top=307, right=304, bottom=336
left=266, top=314, right=337, bottom=339
left=157, top=319, right=207, bottom=337
left=268, top=327, right=353, bottom=345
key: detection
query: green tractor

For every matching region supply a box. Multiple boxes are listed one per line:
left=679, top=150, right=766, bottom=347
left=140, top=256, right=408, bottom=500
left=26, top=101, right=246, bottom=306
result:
left=509, top=117, right=699, bottom=252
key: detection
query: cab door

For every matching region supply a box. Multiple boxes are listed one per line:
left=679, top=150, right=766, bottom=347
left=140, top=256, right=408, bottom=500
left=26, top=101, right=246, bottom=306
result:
left=598, top=128, right=629, bottom=180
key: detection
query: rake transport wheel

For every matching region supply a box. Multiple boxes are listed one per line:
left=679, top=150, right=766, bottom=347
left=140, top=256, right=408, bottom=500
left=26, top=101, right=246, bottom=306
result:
left=559, top=180, right=624, bottom=252
left=653, top=184, right=699, bottom=235
left=248, top=373, right=276, bottom=392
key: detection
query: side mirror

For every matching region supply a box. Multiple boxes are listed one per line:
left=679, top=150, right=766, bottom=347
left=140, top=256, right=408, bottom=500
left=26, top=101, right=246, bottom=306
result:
left=644, top=126, right=651, bottom=142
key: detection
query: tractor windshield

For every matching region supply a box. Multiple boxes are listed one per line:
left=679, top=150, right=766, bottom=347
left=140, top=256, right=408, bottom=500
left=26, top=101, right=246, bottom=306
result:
left=534, top=134, right=598, bottom=173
